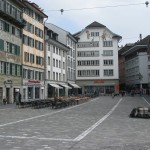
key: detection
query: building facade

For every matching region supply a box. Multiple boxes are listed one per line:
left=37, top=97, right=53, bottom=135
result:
left=22, top=1, right=47, bottom=101
left=74, top=21, right=122, bottom=95
left=0, top=0, right=25, bottom=104
left=44, top=27, right=71, bottom=98
left=122, top=35, right=150, bottom=94
left=45, top=23, right=80, bottom=96
left=118, top=44, right=133, bottom=91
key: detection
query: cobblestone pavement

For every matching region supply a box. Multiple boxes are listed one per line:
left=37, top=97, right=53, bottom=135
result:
left=0, top=95, right=150, bottom=150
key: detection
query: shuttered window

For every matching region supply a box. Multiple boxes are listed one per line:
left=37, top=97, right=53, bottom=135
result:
left=0, top=39, right=4, bottom=51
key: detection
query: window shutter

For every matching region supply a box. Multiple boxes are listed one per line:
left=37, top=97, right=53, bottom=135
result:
left=0, top=39, right=4, bottom=50
left=4, top=62, right=6, bottom=74
left=15, top=64, right=17, bottom=76
left=10, top=63, right=12, bottom=75
left=9, top=43, right=12, bottom=53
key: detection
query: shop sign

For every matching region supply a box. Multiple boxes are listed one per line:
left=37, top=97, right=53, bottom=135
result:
left=94, top=80, right=104, bottom=83
left=28, top=80, right=40, bottom=83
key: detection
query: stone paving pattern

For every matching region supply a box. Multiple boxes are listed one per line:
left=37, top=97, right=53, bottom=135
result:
left=0, top=95, right=150, bottom=150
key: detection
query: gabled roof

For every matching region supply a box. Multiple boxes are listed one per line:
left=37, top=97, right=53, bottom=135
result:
left=73, top=21, right=121, bottom=40
left=86, top=21, right=106, bottom=28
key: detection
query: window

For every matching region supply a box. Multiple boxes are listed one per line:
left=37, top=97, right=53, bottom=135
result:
left=48, top=44, right=50, bottom=51
left=0, top=0, right=4, bottom=11
left=59, top=73, right=61, bottom=81
left=59, top=61, right=61, bottom=68
left=6, top=62, right=10, bottom=75
left=103, top=41, right=113, bottom=47
left=35, top=87, right=40, bottom=99
left=4, top=22, right=9, bottom=32
left=12, top=64, right=15, bottom=75
left=53, top=72, right=55, bottom=80
left=104, top=69, right=114, bottom=76
left=11, top=26, right=15, bottom=35
left=78, top=60, right=99, bottom=66
left=103, top=50, right=113, bottom=56
left=78, top=70, right=99, bottom=77
left=63, top=74, right=65, bottom=81
left=16, top=29, right=21, bottom=38
left=30, top=54, right=34, bottom=63
left=56, top=48, right=58, bottom=54
left=53, top=58, right=55, bottom=67
left=77, top=51, right=99, bottom=57
left=63, top=51, right=65, bottom=57
left=24, top=52, right=29, bottom=62
left=48, top=71, right=50, bottom=80
left=53, top=46, right=55, bottom=53
left=0, top=61, right=4, bottom=74
left=28, top=87, right=33, bottom=99
left=56, top=60, right=58, bottom=67
left=48, top=57, right=50, bottom=65
left=91, top=32, right=99, bottom=37
left=39, top=72, right=43, bottom=80
left=17, top=65, right=20, bottom=76
left=0, top=20, right=4, bottom=30
left=23, top=69, right=27, bottom=79
left=56, top=73, right=58, bottom=81
left=103, top=60, right=113, bottom=65
left=35, top=71, right=39, bottom=80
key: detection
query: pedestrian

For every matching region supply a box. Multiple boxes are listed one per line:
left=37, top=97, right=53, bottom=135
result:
left=3, top=97, right=6, bottom=105
left=19, top=93, right=21, bottom=103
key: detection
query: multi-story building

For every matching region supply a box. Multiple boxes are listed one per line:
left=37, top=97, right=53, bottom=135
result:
left=122, top=35, right=150, bottom=94
left=0, top=0, right=25, bottom=104
left=45, top=23, right=79, bottom=96
left=74, top=21, right=122, bottom=95
left=22, top=1, right=47, bottom=101
left=118, top=43, right=133, bottom=91
left=44, top=27, right=70, bottom=98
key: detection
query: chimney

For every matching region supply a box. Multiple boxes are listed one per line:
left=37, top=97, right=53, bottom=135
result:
left=139, top=34, right=142, bottom=41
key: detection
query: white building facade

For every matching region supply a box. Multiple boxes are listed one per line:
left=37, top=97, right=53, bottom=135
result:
left=45, top=28, right=71, bottom=98
left=45, top=23, right=80, bottom=96
left=74, top=21, right=121, bottom=95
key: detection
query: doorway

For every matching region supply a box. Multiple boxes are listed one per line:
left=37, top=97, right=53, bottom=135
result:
left=6, top=88, right=10, bottom=104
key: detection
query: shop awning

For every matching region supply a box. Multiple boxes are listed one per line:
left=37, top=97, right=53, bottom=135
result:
left=59, top=83, right=72, bottom=89
left=49, top=84, right=63, bottom=89
left=69, top=83, right=81, bottom=88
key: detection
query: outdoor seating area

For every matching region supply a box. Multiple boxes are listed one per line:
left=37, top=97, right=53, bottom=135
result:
left=16, top=95, right=91, bottom=109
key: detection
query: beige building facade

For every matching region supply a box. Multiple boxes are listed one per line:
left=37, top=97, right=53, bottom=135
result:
left=0, top=0, right=25, bottom=104
left=22, top=1, right=47, bottom=101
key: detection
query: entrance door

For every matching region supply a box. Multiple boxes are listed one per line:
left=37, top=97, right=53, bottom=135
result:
left=6, top=88, right=10, bottom=104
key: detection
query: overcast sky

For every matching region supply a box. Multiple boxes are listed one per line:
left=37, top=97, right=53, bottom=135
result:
left=32, top=0, right=150, bottom=46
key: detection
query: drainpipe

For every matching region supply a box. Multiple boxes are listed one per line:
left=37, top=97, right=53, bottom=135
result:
left=44, top=18, right=48, bottom=99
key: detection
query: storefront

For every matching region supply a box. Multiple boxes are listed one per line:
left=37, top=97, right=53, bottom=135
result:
left=23, top=80, right=45, bottom=101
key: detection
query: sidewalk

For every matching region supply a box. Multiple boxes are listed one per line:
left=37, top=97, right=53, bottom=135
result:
left=0, top=103, right=16, bottom=109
